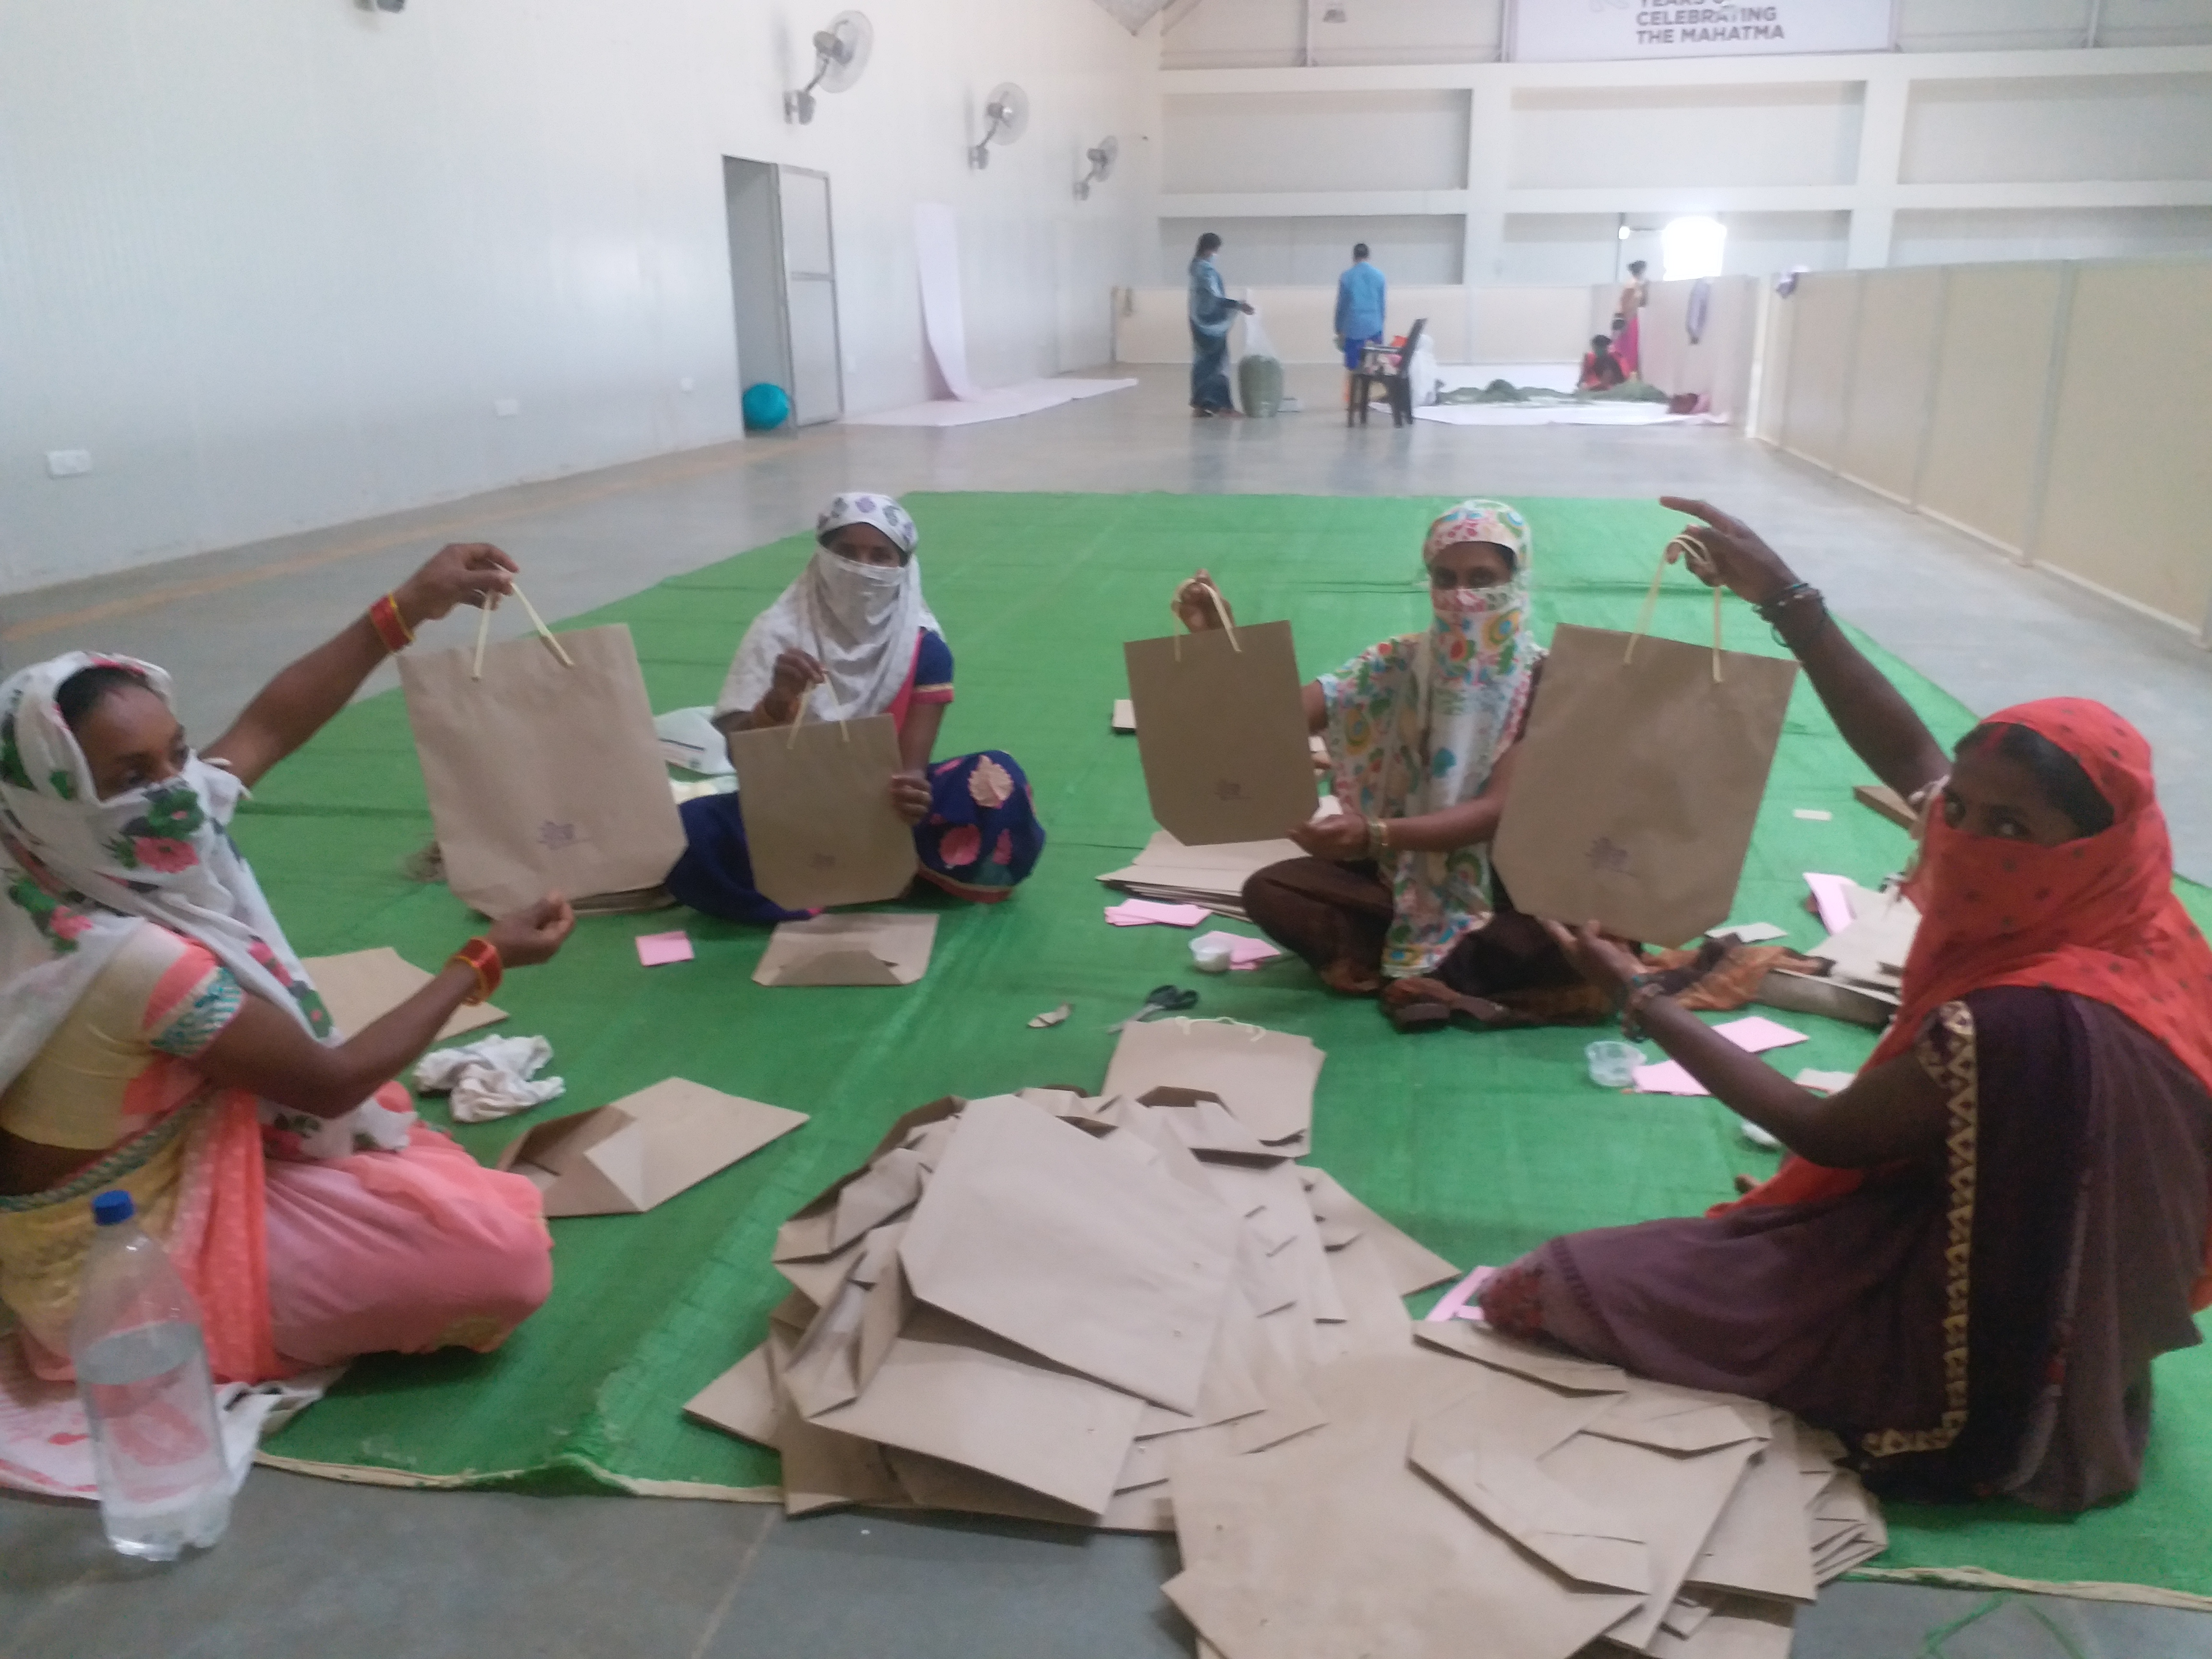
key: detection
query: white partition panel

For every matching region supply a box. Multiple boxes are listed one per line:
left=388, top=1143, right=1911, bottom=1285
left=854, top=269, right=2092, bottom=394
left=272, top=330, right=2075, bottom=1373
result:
left=1779, top=273, right=1862, bottom=472
left=1914, top=264, right=2069, bottom=558
left=2035, top=263, right=2212, bottom=634
left=1837, top=268, right=1945, bottom=503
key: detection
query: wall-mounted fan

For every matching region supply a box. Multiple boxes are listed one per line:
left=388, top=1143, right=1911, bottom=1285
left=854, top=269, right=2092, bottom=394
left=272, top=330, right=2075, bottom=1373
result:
left=785, top=11, right=873, bottom=125
left=1074, top=135, right=1119, bottom=201
left=968, top=83, right=1030, bottom=170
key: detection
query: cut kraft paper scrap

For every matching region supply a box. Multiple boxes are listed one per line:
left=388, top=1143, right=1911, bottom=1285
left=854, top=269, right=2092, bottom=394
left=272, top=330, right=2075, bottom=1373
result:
left=685, top=1020, right=1885, bottom=1659
left=215, top=493, right=2212, bottom=1606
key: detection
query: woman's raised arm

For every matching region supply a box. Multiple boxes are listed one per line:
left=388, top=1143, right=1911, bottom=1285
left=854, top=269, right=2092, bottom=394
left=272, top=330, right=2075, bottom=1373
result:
left=1661, top=498, right=1948, bottom=803
left=203, top=543, right=517, bottom=788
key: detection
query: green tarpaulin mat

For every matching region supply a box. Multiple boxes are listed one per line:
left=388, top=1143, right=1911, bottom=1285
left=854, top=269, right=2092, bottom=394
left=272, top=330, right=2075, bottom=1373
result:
left=252, top=493, right=2212, bottom=1602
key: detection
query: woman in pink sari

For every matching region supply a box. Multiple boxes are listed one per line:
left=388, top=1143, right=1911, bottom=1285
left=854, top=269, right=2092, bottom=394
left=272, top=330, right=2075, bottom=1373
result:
left=0, top=543, right=574, bottom=1385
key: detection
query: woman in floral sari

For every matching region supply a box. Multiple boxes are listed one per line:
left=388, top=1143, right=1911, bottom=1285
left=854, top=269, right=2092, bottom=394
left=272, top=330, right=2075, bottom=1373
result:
left=1179, top=500, right=1596, bottom=1032
left=1489, top=498, right=2212, bottom=1512
left=668, top=492, right=1045, bottom=923
left=0, top=543, right=574, bottom=1387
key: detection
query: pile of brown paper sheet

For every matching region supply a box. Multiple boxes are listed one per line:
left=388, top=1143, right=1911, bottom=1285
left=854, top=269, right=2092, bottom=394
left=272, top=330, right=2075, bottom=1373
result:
left=686, top=1025, right=1467, bottom=1531
left=1095, top=830, right=1307, bottom=922
left=1166, top=1322, right=1887, bottom=1659
left=303, top=947, right=507, bottom=1044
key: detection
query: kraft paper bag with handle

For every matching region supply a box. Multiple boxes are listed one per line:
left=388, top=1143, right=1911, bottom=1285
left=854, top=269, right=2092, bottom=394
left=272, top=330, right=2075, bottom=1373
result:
left=754, top=913, right=938, bottom=986
left=399, top=621, right=686, bottom=916
left=301, top=947, right=505, bottom=1044
left=1491, top=572, right=1798, bottom=945
left=1102, top=1017, right=1323, bottom=1152
left=1124, top=617, right=1315, bottom=846
left=495, top=1079, right=806, bottom=1216
left=725, top=713, right=917, bottom=911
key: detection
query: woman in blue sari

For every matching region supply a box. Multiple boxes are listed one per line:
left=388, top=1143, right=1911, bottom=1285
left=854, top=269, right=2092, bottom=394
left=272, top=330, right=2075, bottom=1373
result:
left=666, top=493, right=1045, bottom=924
left=1188, top=232, right=1253, bottom=418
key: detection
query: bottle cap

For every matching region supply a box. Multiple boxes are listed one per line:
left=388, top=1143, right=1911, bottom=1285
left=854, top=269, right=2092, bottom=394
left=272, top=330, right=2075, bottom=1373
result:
left=91, top=1191, right=134, bottom=1227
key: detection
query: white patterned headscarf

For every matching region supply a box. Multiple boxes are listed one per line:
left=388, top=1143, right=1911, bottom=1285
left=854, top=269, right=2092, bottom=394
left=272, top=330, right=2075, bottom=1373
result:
left=715, top=492, right=942, bottom=723
left=0, top=653, right=408, bottom=1155
left=1320, top=499, right=1541, bottom=977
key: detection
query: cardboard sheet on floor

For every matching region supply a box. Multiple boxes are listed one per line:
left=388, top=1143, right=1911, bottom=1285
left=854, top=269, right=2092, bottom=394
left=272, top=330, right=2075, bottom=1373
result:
left=725, top=714, right=917, bottom=911
left=303, top=948, right=506, bottom=1043
left=1095, top=829, right=1305, bottom=918
left=897, top=1095, right=1239, bottom=1414
left=1102, top=1018, right=1322, bottom=1152
left=809, top=1306, right=1146, bottom=1515
left=495, top=1079, right=806, bottom=1216
left=1123, top=621, right=1316, bottom=846
left=754, top=913, right=938, bottom=986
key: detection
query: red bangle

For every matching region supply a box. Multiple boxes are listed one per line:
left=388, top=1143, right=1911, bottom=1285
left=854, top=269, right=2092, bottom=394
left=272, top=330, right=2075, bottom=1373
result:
left=448, top=938, right=503, bottom=1005
left=368, top=592, right=414, bottom=655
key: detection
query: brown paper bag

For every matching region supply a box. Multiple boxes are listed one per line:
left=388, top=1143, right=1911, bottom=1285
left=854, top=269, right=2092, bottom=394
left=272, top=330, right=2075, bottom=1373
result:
left=1124, top=620, right=1315, bottom=846
left=725, top=714, right=916, bottom=911
left=1491, top=622, right=1797, bottom=946
left=398, top=624, right=686, bottom=917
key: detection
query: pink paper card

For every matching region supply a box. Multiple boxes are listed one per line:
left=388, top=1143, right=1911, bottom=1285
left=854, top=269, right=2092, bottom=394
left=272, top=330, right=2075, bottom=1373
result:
left=1423, top=1265, right=1497, bottom=1323
left=1105, top=900, right=1213, bottom=928
left=1803, top=873, right=1857, bottom=934
left=636, top=930, right=695, bottom=967
left=1713, top=1016, right=1810, bottom=1055
left=1632, top=1060, right=1709, bottom=1096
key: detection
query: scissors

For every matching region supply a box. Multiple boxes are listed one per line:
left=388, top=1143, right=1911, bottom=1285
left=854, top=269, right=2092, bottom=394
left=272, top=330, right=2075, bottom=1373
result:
left=1107, top=984, right=1199, bottom=1033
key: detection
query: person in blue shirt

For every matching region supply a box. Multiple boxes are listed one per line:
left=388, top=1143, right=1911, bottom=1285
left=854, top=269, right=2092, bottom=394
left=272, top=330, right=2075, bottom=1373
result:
left=1334, top=244, right=1388, bottom=402
left=1188, top=232, right=1253, bottom=418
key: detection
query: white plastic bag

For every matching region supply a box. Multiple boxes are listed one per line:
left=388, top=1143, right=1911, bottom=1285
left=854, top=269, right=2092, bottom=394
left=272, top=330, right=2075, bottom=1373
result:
left=1240, top=311, right=1279, bottom=362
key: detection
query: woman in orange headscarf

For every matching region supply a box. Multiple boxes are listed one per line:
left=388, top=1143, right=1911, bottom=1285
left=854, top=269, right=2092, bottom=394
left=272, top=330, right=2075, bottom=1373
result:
left=1483, top=498, right=2212, bottom=1513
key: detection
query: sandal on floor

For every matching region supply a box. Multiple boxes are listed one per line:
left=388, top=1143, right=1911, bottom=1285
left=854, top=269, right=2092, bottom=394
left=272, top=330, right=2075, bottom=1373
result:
left=1383, top=976, right=1535, bottom=1032
left=1386, top=998, right=1453, bottom=1034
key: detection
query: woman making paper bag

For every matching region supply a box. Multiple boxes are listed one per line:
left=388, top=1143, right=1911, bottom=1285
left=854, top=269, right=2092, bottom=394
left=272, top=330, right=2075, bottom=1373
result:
left=0, top=545, right=574, bottom=1384
left=1483, top=498, right=2212, bottom=1515
left=1176, top=499, right=1598, bottom=1033
left=667, top=493, right=1045, bottom=923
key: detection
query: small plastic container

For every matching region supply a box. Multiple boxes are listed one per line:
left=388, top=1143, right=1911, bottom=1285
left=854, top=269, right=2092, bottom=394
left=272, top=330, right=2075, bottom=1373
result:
left=1584, top=1041, right=1644, bottom=1088
left=1190, top=938, right=1235, bottom=974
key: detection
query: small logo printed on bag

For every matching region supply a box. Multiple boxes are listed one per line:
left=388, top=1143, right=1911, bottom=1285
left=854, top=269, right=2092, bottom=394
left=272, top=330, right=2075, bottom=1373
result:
left=538, top=821, right=584, bottom=851
left=1214, top=779, right=1244, bottom=800
left=1587, top=836, right=1631, bottom=873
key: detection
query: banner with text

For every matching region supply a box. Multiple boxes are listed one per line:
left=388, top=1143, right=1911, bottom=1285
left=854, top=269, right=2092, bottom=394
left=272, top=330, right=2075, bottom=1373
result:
left=1510, top=0, right=1895, bottom=62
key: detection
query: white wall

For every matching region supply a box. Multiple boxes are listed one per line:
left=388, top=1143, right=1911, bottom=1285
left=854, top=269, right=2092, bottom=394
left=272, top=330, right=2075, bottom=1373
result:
left=1158, top=0, right=2212, bottom=66
left=1159, top=216, right=1465, bottom=283
left=0, top=0, right=1154, bottom=591
left=1163, top=90, right=1468, bottom=193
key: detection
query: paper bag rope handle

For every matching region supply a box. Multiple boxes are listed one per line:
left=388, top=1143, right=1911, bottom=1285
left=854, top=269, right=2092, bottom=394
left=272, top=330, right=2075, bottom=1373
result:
left=784, top=684, right=854, bottom=749
left=469, top=583, right=576, bottom=680
left=1171, top=579, right=1242, bottom=661
left=1623, top=537, right=1725, bottom=684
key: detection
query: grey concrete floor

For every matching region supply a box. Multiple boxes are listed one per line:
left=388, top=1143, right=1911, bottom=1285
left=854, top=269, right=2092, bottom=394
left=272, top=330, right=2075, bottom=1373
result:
left=4, top=363, right=2211, bottom=1655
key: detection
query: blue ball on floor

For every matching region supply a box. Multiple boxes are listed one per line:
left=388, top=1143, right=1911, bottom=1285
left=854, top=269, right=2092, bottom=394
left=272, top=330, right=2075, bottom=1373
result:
left=742, top=383, right=791, bottom=431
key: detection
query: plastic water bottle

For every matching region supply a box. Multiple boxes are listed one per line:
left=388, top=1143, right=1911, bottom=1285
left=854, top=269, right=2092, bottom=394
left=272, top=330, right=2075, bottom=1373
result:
left=71, top=1190, right=232, bottom=1559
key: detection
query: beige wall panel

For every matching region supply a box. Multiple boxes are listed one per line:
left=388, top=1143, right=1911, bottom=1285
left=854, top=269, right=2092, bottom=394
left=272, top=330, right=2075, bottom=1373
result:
left=1837, top=269, right=1946, bottom=501
left=2036, top=263, right=2212, bottom=632
left=1915, top=264, right=2067, bottom=554
left=1779, top=273, right=1860, bottom=470
left=1753, top=281, right=1794, bottom=445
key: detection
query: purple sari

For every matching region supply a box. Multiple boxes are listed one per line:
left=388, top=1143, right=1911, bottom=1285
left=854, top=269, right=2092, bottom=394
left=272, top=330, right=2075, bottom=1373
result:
left=1481, top=987, right=2212, bottom=1511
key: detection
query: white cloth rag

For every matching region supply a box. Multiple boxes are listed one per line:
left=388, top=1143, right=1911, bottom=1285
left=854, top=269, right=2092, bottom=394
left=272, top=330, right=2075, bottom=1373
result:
left=412, top=1034, right=564, bottom=1124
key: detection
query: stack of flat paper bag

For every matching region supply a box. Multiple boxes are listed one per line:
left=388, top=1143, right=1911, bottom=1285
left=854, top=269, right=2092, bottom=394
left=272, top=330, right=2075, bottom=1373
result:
left=1095, top=831, right=1305, bottom=922
left=685, top=1074, right=1463, bottom=1529
left=1165, top=1322, right=1885, bottom=1659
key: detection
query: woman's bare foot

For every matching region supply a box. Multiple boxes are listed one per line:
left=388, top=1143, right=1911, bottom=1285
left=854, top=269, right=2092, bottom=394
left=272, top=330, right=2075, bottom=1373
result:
left=1383, top=976, right=1532, bottom=1029
left=1319, top=959, right=1384, bottom=997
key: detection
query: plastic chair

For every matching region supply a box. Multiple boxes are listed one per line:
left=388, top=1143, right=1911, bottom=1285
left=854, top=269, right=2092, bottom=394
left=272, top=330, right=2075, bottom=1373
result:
left=1348, top=318, right=1427, bottom=429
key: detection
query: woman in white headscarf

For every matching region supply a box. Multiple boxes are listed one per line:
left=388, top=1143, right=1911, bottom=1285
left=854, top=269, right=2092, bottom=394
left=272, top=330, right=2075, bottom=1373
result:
left=0, top=544, right=574, bottom=1390
left=668, top=492, right=1045, bottom=922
